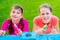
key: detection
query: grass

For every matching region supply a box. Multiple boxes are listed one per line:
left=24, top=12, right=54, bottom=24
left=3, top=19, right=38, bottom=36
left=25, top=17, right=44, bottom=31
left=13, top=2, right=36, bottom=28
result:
left=0, top=0, right=60, bottom=33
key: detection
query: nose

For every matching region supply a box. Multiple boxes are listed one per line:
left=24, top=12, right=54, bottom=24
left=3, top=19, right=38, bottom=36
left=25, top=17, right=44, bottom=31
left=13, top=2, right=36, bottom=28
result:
left=14, top=12, right=17, bottom=15
left=44, top=14, right=47, bottom=17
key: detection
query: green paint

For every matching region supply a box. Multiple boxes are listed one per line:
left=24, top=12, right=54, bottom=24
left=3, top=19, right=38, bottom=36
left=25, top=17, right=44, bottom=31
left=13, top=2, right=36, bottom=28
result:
left=43, top=25, right=47, bottom=31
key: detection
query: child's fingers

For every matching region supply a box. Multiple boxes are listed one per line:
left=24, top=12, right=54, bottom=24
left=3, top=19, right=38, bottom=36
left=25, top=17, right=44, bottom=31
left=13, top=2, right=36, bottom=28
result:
left=37, top=26, right=40, bottom=29
left=50, top=28, right=58, bottom=34
left=37, top=26, right=43, bottom=31
left=17, top=29, right=22, bottom=35
left=35, top=26, right=43, bottom=33
left=0, top=30, right=5, bottom=36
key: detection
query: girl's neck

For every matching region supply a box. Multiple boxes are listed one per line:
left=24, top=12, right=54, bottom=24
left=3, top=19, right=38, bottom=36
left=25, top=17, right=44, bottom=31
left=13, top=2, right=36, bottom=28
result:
left=12, top=19, right=20, bottom=24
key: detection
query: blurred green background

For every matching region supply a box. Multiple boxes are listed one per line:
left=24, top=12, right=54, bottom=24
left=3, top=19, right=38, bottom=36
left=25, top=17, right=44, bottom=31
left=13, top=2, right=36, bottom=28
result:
left=0, top=0, right=60, bottom=33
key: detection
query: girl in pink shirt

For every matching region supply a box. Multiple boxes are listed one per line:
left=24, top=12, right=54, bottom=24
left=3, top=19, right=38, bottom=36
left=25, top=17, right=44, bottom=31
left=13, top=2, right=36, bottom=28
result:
left=33, top=4, right=59, bottom=34
left=0, top=5, right=29, bottom=35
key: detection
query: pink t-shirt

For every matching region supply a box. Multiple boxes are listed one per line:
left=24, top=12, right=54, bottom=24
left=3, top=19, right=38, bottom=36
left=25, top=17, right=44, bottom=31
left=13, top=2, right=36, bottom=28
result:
left=33, top=16, right=58, bottom=34
left=1, top=19, right=29, bottom=35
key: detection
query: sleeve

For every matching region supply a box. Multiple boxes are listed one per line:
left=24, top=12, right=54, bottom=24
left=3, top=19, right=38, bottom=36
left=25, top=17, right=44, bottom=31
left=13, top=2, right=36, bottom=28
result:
left=52, top=16, right=58, bottom=26
left=23, top=20, right=29, bottom=32
left=33, top=17, right=39, bottom=26
left=45, top=23, right=52, bottom=34
left=1, top=19, right=9, bottom=31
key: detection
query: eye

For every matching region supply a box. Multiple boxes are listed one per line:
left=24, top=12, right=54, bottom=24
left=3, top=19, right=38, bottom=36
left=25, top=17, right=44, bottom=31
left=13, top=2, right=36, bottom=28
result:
left=41, top=13, right=44, bottom=15
left=46, top=13, right=49, bottom=15
left=12, top=11, right=15, bottom=13
left=17, top=12, right=20, bottom=14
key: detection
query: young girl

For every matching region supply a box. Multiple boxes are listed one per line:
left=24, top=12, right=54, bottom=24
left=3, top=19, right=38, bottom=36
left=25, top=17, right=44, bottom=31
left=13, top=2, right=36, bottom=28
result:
left=0, top=5, right=29, bottom=35
left=33, top=4, right=59, bottom=34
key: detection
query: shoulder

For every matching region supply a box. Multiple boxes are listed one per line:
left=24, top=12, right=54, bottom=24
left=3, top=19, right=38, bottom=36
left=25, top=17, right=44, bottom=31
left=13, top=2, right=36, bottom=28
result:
left=3, top=19, right=10, bottom=23
left=3, top=18, right=11, bottom=24
left=23, top=18, right=28, bottom=24
left=33, top=16, right=42, bottom=22
left=51, top=15, right=59, bottom=21
left=1, top=18, right=11, bottom=28
left=51, top=15, right=59, bottom=26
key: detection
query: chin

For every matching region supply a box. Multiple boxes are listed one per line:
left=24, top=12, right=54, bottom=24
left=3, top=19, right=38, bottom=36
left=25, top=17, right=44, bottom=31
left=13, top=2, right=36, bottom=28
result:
left=43, top=20, right=50, bottom=24
left=11, top=18, right=17, bottom=21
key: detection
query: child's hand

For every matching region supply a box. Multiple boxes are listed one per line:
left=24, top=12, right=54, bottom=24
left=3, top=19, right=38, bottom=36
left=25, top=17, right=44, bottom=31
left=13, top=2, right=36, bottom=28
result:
left=35, top=27, right=44, bottom=34
left=50, top=26, right=58, bottom=34
left=14, top=24, right=22, bottom=35
left=35, top=29, right=43, bottom=34
left=0, top=30, right=3, bottom=36
left=50, top=28, right=58, bottom=34
left=16, top=29, right=22, bottom=35
left=0, top=30, right=5, bottom=36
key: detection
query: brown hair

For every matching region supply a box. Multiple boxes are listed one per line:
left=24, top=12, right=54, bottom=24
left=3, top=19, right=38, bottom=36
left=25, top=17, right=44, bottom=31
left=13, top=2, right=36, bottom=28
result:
left=8, top=5, right=24, bottom=34
left=39, top=4, right=52, bottom=12
left=12, top=5, right=23, bottom=14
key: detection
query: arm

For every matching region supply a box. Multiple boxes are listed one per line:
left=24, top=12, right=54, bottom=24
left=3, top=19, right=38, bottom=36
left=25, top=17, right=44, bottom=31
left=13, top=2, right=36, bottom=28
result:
left=0, top=30, right=5, bottom=36
left=13, top=24, right=22, bottom=35
left=23, top=20, right=29, bottom=32
left=51, top=17, right=59, bottom=34
left=54, top=17, right=59, bottom=33
left=32, top=23, right=43, bottom=34
left=32, top=23, right=38, bottom=32
left=0, top=19, right=9, bottom=35
left=54, top=21, right=59, bottom=33
left=32, top=17, right=44, bottom=34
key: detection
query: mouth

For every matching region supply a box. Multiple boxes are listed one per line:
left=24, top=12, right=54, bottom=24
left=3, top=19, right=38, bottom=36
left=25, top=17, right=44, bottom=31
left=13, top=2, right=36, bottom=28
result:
left=44, top=18, right=48, bottom=20
left=13, top=16, right=17, bottom=18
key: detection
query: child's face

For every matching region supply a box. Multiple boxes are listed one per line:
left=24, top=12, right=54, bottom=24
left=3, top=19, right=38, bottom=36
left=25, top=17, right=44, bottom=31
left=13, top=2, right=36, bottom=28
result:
left=40, top=7, right=52, bottom=24
left=10, top=8, right=22, bottom=21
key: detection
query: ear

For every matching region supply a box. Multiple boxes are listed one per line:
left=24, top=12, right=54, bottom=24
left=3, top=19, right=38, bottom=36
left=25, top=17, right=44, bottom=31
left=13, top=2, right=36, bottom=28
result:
left=21, top=15, right=23, bottom=18
left=10, top=13, right=11, bottom=17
